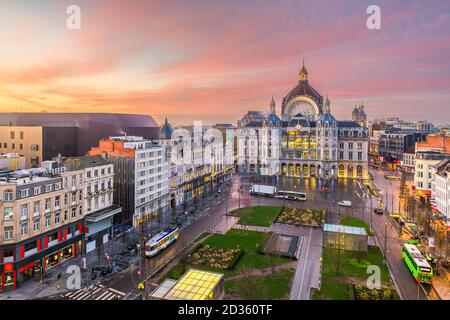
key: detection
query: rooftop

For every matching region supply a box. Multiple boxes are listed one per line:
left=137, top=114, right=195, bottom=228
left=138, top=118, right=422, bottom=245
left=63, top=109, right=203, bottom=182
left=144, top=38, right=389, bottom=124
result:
left=152, top=269, right=224, bottom=300
left=323, top=223, right=368, bottom=236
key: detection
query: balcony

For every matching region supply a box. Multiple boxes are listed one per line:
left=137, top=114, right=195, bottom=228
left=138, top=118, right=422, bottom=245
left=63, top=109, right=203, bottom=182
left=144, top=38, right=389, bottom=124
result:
left=33, top=211, right=40, bottom=217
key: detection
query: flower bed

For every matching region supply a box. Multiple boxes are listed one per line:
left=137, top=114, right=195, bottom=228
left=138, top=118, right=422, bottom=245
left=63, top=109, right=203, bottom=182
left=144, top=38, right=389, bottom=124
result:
left=190, top=244, right=242, bottom=270
left=276, top=207, right=324, bottom=227
left=353, top=285, right=394, bottom=300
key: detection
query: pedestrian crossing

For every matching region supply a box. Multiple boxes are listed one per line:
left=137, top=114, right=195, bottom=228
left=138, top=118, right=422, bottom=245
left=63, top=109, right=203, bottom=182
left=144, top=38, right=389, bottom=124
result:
left=64, top=284, right=126, bottom=300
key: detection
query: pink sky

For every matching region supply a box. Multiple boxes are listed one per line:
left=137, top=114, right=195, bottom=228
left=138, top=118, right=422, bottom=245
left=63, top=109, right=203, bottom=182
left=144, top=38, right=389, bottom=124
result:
left=0, top=0, right=449, bottom=126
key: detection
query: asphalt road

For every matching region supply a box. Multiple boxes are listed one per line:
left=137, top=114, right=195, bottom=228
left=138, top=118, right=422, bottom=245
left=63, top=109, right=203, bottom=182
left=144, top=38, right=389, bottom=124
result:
left=101, top=174, right=368, bottom=297
left=362, top=169, right=429, bottom=300
left=76, top=172, right=426, bottom=300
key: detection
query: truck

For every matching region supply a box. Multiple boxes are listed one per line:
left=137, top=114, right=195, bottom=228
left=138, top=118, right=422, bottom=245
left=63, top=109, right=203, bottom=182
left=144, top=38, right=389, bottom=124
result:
left=249, top=184, right=277, bottom=196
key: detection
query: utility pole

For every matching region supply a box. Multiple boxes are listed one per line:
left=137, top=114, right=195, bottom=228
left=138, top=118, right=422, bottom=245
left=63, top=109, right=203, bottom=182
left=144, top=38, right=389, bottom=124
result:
left=369, top=196, right=373, bottom=233
left=362, top=194, right=365, bottom=223
left=384, top=222, right=388, bottom=261
left=238, top=188, right=241, bottom=209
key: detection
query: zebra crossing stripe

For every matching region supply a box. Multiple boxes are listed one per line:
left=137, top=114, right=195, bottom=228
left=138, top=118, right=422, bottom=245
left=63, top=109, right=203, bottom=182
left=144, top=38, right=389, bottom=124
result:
left=108, top=288, right=126, bottom=296
left=94, top=290, right=111, bottom=300
left=100, top=292, right=116, bottom=300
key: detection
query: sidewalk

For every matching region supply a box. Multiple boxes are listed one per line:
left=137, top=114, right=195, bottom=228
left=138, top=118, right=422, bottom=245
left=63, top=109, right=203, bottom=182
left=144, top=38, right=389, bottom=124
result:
left=1, top=182, right=232, bottom=300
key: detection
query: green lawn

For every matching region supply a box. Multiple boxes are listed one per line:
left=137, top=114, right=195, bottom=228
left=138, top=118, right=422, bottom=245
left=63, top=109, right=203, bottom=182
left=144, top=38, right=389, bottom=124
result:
left=225, top=269, right=294, bottom=300
left=202, top=229, right=290, bottom=272
left=313, top=246, right=393, bottom=300
left=229, top=206, right=281, bottom=227
left=164, top=229, right=290, bottom=279
left=340, top=216, right=374, bottom=236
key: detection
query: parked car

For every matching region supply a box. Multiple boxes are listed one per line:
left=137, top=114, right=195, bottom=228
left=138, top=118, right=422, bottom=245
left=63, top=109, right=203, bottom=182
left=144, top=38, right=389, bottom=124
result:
left=338, top=200, right=352, bottom=207
left=374, top=208, right=384, bottom=215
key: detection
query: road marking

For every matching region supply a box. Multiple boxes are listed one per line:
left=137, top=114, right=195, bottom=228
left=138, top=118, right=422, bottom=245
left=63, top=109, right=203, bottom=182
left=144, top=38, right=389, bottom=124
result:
left=298, top=227, right=313, bottom=299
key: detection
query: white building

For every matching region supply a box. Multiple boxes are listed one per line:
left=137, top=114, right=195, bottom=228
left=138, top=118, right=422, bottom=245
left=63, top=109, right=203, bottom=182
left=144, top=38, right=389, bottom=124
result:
left=431, top=159, right=450, bottom=226
left=88, top=136, right=170, bottom=228
left=237, top=62, right=369, bottom=180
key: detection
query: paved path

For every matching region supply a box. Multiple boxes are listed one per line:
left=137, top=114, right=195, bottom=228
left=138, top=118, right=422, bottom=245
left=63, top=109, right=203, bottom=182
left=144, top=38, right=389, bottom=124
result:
left=289, top=226, right=322, bottom=300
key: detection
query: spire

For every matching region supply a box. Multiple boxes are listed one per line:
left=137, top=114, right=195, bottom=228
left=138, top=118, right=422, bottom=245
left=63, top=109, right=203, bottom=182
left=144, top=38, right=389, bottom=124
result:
left=269, top=96, right=276, bottom=114
left=324, top=95, right=331, bottom=114
left=298, top=58, right=308, bottom=81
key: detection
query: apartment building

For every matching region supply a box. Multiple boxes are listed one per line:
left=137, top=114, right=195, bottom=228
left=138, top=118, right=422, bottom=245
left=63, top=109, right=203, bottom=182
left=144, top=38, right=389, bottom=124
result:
left=0, top=167, right=85, bottom=292
left=431, top=159, right=450, bottom=227
left=63, top=156, right=121, bottom=253
left=414, top=135, right=450, bottom=202
left=159, top=121, right=234, bottom=212
left=89, top=136, right=170, bottom=228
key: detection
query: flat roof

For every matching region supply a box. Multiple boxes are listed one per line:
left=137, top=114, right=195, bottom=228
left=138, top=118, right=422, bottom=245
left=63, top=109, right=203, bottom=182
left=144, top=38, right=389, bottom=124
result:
left=150, top=279, right=177, bottom=299
left=324, top=223, right=368, bottom=236
left=164, top=269, right=223, bottom=300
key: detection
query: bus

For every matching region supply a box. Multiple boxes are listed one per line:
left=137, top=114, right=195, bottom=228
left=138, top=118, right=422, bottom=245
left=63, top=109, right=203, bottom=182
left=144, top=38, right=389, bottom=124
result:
left=401, top=243, right=433, bottom=284
left=276, top=190, right=306, bottom=201
left=144, top=227, right=179, bottom=257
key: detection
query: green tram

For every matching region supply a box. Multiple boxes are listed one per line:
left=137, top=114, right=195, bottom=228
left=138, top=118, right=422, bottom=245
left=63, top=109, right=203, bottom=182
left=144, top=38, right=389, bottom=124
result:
left=401, top=243, right=433, bottom=284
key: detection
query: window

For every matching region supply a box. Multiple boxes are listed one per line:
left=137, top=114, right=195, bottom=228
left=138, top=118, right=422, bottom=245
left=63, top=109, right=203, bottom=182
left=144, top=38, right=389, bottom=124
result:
left=94, top=170, right=98, bottom=177
left=3, top=207, right=14, bottom=221
left=339, top=151, right=344, bottom=160
left=20, top=189, right=29, bottom=198
left=101, top=168, right=105, bottom=175
left=55, top=196, right=60, bottom=208
left=31, top=144, right=39, bottom=151
left=20, top=223, right=28, bottom=236
left=10, top=131, right=15, bottom=139
left=20, top=131, right=24, bottom=139
left=45, top=216, right=51, bottom=227
left=71, top=193, right=76, bottom=203
left=71, top=176, right=77, bottom=187
left=33, top=220, right=40, bottom=232
left=45, top=198, right=51, bottom=210
left=71, top=207, right=76, bottom=218
left=87, top=184, right=91, bottom=193
left=33, top=201, right=40, bottom=215
left=358, top=152, right=362, bottom=161
left=54, top=213, right=60, bottom=224
left=64, top=210, right=68, bottom=221
left=19, top=143, right=23, bottom=150
left=348, top=143, right=353, bottom=149
left=348, top=152, right=353, bottom=160
left=54, top=182, right=61, bottom=190
left=34, top=186, right=41, bottom=195
left=3, top=189, right=14, bottom=201
left=45, top=184, right=52, bottom=192
left=4, top=226, right=13, bottom=240
left=20, top=204, right=28, bottom=220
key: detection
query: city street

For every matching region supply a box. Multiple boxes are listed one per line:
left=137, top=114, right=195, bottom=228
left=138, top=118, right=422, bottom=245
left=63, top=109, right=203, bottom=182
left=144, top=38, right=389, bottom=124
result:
left=94, top=174, right=371, bottom=299
left=37, top=172, right=429, bottom=300
left=357, top=168, right=430, bottom=300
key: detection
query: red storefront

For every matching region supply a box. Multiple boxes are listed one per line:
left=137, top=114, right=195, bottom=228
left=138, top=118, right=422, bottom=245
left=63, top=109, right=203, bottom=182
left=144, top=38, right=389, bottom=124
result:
left=1, top=221, right=84, bottom=292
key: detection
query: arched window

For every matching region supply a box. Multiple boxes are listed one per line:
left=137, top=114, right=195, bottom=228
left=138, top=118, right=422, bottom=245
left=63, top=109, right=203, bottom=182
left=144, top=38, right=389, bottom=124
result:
left=3, top=189, right=13, bottom=201
left=357, top=165, right=363, bottom=178
left=338, top=165, right=345, bottom=177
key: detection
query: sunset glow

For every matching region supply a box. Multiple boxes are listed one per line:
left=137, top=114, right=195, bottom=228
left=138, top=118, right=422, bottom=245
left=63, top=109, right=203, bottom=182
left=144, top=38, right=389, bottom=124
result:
left=1, top=0, right=449, bottom=125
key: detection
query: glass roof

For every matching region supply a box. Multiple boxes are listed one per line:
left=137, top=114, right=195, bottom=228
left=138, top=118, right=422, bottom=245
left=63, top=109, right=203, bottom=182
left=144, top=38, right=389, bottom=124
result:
left=323, top=223, right=367, bottom=236
left=165, top=269, right=223, bottom=300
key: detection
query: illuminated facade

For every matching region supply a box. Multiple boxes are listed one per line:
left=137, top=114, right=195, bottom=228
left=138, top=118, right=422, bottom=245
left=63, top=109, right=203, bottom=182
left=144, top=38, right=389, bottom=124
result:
left=237, top=62, right=369, bottom=180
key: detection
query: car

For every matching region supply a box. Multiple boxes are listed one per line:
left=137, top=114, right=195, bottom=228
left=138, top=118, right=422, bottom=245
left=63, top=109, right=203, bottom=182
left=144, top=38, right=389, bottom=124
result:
left=338, top=200, right=352, bottom=207
left=374, top=208, right=384, bottom=215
